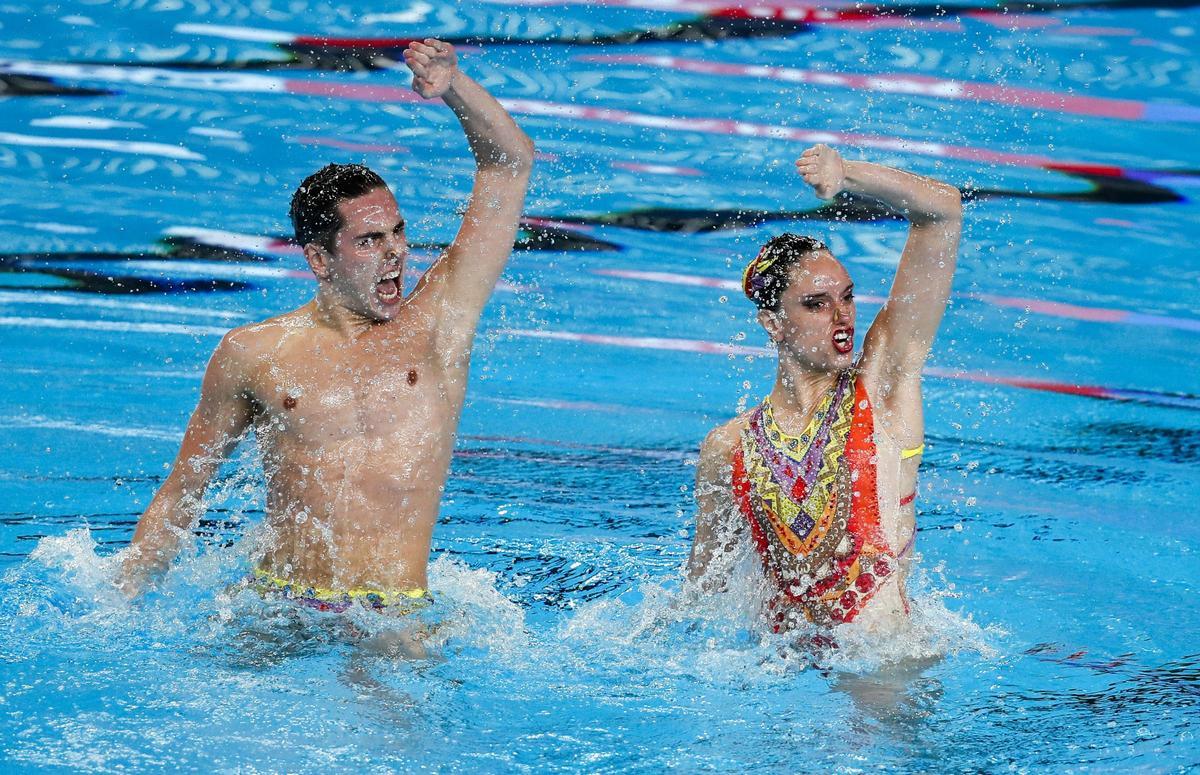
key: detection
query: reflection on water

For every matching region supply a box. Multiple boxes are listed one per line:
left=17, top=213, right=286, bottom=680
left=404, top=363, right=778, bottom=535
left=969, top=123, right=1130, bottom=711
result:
left=834, top=660, right=946, bottom=744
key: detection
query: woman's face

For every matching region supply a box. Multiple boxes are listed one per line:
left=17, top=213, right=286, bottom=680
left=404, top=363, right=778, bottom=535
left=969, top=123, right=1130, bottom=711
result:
left=758, top=251, right=857, bottom=373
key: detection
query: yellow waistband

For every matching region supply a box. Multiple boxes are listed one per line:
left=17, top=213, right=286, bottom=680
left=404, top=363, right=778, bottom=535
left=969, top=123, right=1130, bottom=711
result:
left=251, top=568, right=430, bottom=606
left=901, top=443, right=925, bottom=460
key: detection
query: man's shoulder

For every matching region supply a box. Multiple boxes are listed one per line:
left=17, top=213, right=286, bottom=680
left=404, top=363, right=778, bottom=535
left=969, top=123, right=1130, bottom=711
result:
left=215, top=308, right=312, bottom=363
left=223, top=308, right=309, bottom=345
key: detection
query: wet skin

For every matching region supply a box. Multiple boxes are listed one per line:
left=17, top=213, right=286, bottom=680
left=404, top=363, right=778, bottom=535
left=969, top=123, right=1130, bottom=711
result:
left=699, top=253, right=922, bottom=629
left=689, top=145, right=963, bottom=633
left=242, top=189, right=459, bottom=589
left=235, top=314, right=457, bottom=592
left=121, top=40, right=534, bottom=597
left=230, top=196, right=463, bottom=591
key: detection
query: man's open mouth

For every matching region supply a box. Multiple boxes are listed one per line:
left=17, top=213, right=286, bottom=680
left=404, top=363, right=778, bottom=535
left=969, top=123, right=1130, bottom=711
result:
left=376, top=268, right=401, bottom=303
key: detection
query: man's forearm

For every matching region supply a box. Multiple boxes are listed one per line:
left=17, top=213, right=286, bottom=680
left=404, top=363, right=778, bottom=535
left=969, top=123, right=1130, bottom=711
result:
left=441, top=71, right=533, bottom=172
left=841, top=160, right=961, bottom=225
left=118, top=485, right=203, bottom=595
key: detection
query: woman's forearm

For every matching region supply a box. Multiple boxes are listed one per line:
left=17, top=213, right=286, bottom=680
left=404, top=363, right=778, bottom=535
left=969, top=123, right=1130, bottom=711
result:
left=840, top=160, right=962, bottom=225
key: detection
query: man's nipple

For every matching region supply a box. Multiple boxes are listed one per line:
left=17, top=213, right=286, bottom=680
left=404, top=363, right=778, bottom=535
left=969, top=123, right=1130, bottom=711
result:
left=283, top=395, right=298, bottom=410
left=407, top=369, right=418, bottom=386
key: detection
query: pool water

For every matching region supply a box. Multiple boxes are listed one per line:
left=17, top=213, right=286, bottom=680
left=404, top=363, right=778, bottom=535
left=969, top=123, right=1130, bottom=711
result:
left=1, top=1, right=1198, bottom=771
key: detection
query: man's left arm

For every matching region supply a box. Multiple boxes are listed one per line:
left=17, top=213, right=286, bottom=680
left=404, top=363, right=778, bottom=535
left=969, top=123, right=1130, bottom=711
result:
left=404, top=39, right=534, bottom=360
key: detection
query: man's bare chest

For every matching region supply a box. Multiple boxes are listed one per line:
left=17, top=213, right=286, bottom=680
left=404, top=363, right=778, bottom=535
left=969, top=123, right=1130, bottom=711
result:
left=247, top=345, right=450, bottom=443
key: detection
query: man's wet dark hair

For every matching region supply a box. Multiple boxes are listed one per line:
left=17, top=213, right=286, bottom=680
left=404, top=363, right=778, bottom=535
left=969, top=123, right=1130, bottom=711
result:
left=289, top=163, right=388, bottom=250
left=742, top=233, right=830, bottom=312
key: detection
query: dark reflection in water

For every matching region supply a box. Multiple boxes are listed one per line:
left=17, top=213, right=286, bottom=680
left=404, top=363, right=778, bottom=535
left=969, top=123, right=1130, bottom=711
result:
left=0, top=73, right=112, bottom=96
left=445, top=544, right=625, bottom=608
left=1063, top=422, right=1200, bottom=466
left=533, top=169, right=1191, bottom=234
left=0, top=219, right=616, bottom=296
left=0, top=251, right=251, bottom=294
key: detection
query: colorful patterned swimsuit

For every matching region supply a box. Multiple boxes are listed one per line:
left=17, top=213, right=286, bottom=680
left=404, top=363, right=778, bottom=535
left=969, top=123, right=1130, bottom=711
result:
left=732, top=369, right=910, bottom=628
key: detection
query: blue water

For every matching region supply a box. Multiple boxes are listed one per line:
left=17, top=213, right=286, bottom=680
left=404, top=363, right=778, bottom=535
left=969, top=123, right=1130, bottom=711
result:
left=2, top=1, right=1199, bottom=772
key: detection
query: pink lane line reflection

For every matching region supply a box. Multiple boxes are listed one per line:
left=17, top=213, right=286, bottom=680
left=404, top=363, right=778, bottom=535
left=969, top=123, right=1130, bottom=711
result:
left=498, top=328, right=1196, bottom=407
left=967, top=13, right=1058, bottom=29
left=596, top=268, right=740, bottom=291
left=824, top=19, right=963, bottom=31
left=970, top=294, right=1126, bottom=323
left=493, top=96, right=1113, bottom=169
left=479, top=0, right=835, bottom=11
left=597, top=268, right=1200, bottom=333
left=1050, top=26, right=1137, bottom=37
left=11, top=59, right=1179, bottom=162
left=580, top=54, right=1198, bottom=122
left=498, top=327, right=769, bottom=357
left=969, top=294, right=1200, bottom=332
left=284, top=80, right=422, bottom=103
left=595, top=267, right=888, bottom=304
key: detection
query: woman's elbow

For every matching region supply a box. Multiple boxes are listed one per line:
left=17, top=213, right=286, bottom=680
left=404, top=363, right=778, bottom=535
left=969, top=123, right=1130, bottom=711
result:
left=936, top=184, right=963, bottom=221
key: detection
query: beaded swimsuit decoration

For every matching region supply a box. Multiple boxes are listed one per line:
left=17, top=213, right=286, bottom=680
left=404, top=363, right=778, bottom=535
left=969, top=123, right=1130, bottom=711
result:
left=731, top=369, right=899, bottom=626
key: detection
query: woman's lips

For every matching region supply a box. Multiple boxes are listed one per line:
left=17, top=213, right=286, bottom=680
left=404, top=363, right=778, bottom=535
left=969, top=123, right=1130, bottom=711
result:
left=832, top=327, right=854, bottom=354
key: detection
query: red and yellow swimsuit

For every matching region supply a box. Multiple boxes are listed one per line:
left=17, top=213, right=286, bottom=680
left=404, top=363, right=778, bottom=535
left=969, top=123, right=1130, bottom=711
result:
left=732, top=369, right=916, bottom=628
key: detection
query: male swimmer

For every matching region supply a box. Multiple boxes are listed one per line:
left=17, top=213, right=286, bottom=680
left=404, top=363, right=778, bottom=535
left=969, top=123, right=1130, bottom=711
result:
left=120, top=40, right=534, bottom=613
left=688, top=145, right=962, bottom=633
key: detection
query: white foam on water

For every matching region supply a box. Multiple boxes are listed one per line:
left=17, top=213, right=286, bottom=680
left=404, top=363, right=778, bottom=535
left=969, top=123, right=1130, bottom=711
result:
left=187, top=127, right=243, bottom=139
left=10, top=518, right=531, bottom=668
left=28, top=221, right=96, bottom=234
left=25, top=528, right=128, bottom=613
left=173, top=23, right=296, bottom=44
left=552, top=551, right=998, bottom=683
left=7, top=512, right=994, bottom=685
left=407, top=556, right=529, bottom=659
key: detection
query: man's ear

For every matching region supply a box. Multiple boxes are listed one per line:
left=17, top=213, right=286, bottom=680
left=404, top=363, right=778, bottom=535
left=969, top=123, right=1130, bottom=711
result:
left=757, top=308, right=783, bottom=344
left=303, top=242, right=332, bottom=281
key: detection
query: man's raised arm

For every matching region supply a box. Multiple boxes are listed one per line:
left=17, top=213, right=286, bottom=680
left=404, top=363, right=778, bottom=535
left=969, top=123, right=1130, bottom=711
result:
left=118, top=332, right=255, bottom=597
left=403, top=39, right=535, bottom=356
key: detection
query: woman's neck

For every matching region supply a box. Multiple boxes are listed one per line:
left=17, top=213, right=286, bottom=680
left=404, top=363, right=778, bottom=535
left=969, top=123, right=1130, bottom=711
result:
left=767, top=359, right=840, bottom=433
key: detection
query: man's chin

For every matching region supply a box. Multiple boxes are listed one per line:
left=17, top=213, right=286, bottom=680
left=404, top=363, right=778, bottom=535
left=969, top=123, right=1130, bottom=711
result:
left=370, top=300, right=403, bottom=323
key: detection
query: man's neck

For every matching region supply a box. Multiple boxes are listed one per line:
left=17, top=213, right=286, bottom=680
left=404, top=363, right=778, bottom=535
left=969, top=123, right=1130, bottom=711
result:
left=309, top=291, right=378, bottom=339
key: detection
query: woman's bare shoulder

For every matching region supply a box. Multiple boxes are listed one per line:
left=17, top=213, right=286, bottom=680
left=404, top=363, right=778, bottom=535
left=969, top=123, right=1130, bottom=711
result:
left=700, top=411, right=753, bottom=460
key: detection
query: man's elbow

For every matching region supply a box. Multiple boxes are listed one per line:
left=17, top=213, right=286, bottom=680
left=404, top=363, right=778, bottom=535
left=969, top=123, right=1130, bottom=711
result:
left=510, top=131, right=535, bottom=174
left=483, top=134, right=534, bottom=178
